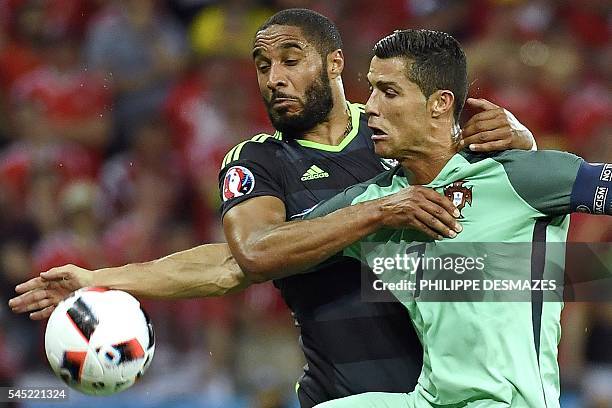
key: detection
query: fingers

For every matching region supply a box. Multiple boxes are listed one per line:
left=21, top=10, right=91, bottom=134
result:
left=415, top=211, right=453, bottom=239
left=420, top=189, right=460, bottom=218
left=410, top=187, right=462, bottom=239
left=461, top=128, right=510, bottom=150
left=14, top=276, right=47, bottom=294
left=30, top=305, right=56, bottom=321
left=410, top=218, right=442, bottom=241
left=463, top=108, right=501, bottom=127
left=382, top=187, right=464, bottom=239
left=420, top=202, right=462, bottom=237
left=462, top=117, right=507, bottom=139
left=9, top=288, right=48, bottom=312
left=466, top=139, right=515, bottom=153
left=40, top=266, right=72, bottom=281
left=22, top=297, right=54, bottom=314
left=465, top=97, right=500, bottom=111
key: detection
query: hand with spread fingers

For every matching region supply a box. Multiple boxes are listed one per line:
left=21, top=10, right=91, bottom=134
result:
left=461, top=98, right=535, bottom=152
left=8, top=264, right=93, bottom=320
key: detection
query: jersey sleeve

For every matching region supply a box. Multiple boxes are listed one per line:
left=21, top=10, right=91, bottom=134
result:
left=494, top=150, right=611, bottom=216
left=218, top=136, right=284, bottom=218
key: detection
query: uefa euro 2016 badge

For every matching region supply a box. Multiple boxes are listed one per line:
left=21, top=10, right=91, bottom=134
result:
left=223, top=166, right=255, bottom=201
left=443, top=180, right=473, bottom=219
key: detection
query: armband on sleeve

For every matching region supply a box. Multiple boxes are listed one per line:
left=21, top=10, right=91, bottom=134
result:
left=570, top=163, right=612, bottom=215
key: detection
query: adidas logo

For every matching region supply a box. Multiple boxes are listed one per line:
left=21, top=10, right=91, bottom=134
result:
left=301, top=165, right=329, bottom=181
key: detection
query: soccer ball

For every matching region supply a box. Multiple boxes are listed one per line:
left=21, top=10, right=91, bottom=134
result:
left=45, top=287, right=155, bottom=396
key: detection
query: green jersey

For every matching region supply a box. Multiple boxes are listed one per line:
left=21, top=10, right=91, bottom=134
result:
left=306, top=149, right=586, bottom=408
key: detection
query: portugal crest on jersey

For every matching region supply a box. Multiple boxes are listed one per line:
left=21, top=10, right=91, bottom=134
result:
left=443, top=181, right=473, bottom=218
left=222, top=166, right=255, bottom=201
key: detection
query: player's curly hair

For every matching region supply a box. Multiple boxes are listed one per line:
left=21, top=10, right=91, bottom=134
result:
left=374, top=29, right=468, bottom=121
left=256, top=8, right=343, bottom=61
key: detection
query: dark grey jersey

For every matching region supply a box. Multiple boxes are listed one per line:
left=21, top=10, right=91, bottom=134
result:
left=218, top=103, right=422, bottom=407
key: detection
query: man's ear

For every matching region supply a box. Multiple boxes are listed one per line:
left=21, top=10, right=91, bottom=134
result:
left=429, top=90, right=455, bottom=118
left=327, top=49, right=344, bottom=79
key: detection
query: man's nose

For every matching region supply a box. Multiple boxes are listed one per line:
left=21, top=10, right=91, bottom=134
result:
left=365, top=92, right=379, bottom=117
left=266, top=63, right=288, bottom=91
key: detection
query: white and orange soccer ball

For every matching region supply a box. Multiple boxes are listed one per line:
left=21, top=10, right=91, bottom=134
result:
left=45, top=287, right=155, bottom=396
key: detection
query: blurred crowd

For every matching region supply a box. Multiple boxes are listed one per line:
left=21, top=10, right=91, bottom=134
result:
left=0, top=0, right=609, bottom=407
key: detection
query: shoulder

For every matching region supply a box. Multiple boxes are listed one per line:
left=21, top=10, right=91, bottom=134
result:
left=220, top=133, right=283, bottom=170
left=459, top=149, right=583, bottom=188
left=460, top=149, right=585, bottom=216
left=459, top=149, right=582, bottom=166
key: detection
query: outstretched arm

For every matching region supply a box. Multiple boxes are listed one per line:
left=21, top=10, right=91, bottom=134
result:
left=8, top=99, right=536, bottom=320
left=224, top=186, right=462, bottom=283
left=8, top=183, right=459, bottom=321
left=9, top=243, right=249, bottom=320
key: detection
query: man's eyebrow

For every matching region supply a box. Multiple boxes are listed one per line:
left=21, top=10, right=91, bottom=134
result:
left=252, top=41, right=305, bottom=59
left=280, top=41, right=305, bottom=51
left=371, top=79, right=401, bottom=88
left=252, top=47, right=265, bottom=59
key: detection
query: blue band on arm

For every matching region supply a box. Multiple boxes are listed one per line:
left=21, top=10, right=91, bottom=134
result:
left=570, top=162, right=612, bottom=215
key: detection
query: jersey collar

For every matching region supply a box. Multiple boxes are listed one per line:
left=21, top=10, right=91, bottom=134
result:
left=273, top=103, right=362, bottom=152
left=393, top=153, right=466, bottom=188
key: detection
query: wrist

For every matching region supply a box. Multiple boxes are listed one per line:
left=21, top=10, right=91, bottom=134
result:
left=89, top=268, right=106, bottom=288
left=515, top=130, right=535, bottom=151
left=357, top=199, right=386, bottom=230
left=90, top=265, right=126, bottom=289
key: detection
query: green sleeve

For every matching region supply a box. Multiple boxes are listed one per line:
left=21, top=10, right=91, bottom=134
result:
left=493, top=150, right=583, bottom=216
left=301, top=168, right=399, bottom=263
left=303, top=182, right=370, bottom=218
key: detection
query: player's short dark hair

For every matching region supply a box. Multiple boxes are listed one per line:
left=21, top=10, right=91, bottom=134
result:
left=373, top=29, right=468, bottom=121
left=256, top=8, right=343, bottom=61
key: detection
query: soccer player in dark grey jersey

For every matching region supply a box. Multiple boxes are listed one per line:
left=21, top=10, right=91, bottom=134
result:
left=10, top=8, right=537, bottom=407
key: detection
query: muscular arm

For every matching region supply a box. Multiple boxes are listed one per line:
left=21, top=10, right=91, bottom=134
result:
left=9, top=243, right=250, bottom=320
left=90, top=243, right=249, bottom=298
left=222, top=98, right=531, bottom=282
left=10, top=187, right=458, bottom=319
left=10, top=98, right=528, bottom=319
left=224, top=190, right=461, bottom=283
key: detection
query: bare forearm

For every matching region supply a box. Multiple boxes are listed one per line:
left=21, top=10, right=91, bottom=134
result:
left=235, top=201, right=382, bottom=281
left=91, top=243, right=250, bottom=298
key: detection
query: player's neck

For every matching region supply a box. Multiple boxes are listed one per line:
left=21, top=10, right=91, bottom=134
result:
left=298, top=92, right=350, bottom=146
left=400, top=155, right=453, bottom=185
left=399, top=129, right=460, bottom=185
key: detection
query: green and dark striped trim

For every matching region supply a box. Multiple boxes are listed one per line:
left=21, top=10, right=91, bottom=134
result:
left=221, top=133, right=279, bottom=169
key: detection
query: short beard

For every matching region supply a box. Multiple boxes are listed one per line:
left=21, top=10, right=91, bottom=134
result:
left=264, top=67, right=333, bottom=138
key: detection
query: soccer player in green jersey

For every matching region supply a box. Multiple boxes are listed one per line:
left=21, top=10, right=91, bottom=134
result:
left=309, top=29, right=612, bottom=408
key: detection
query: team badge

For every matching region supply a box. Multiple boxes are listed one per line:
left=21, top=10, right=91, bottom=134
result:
left=222, top=166, right=255, bottom=202
left=443, top=181, right=473, bottom=218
